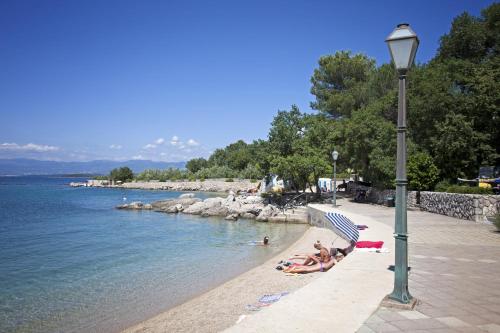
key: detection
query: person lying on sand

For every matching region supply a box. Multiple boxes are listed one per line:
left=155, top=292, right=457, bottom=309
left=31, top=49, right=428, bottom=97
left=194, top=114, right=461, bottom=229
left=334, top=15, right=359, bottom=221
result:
left=283, top=256, right=337, bottom=274
left=284, top=241, right=334, bottom=273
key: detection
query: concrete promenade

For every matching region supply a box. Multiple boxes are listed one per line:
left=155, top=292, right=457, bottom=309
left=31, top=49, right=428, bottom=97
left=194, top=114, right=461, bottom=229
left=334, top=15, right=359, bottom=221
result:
left=338, top=200, right=500, bottom=333
left=226, top=197, right=500, bottom=333
left=225, top=203, right=396, bottom=333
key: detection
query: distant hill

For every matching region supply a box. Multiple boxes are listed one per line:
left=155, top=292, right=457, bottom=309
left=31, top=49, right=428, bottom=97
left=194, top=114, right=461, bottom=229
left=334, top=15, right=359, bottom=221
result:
left=0, top=159, right=186, bottom=176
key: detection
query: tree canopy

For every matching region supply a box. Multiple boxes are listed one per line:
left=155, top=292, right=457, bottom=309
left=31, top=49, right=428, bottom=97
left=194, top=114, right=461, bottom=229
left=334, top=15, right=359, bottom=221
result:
left=178, top=3, right=499, bottom=191
left=109, top=167, right=134, bottom=182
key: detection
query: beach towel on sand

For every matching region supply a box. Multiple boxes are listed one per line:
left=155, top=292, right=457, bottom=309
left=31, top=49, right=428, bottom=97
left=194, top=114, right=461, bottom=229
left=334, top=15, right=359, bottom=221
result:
left=246, top=292, right=289, bottom=311
left=259, top=292, right=289, bottom=304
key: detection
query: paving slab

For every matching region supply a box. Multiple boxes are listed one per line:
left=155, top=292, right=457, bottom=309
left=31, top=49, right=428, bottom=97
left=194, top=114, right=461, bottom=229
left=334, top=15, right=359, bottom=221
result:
left=340, top=198, right=500, bottom=333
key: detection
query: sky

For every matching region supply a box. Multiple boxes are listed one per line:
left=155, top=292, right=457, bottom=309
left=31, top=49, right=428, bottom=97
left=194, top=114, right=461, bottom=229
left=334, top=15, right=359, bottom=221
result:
left=0, top=0, right=496, bottom=162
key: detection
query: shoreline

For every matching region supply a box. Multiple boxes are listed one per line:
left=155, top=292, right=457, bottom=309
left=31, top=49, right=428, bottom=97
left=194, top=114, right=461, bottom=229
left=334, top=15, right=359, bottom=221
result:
left=122, top=226, right=346, bottom=333
left=71, top=179, right=259, bottom=193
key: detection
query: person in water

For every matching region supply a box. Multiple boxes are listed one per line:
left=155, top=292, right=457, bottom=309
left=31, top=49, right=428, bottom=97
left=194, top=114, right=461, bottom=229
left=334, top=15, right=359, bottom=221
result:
left=251, top=236, right=269, bottom=246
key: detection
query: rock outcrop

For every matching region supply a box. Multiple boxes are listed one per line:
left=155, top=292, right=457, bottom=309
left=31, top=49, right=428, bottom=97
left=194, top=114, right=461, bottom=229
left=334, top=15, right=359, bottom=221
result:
left=151, top=198, right=201, bottom=212
left=116, top=193, right=309, bottom=223
left=116, top=201, right=152, bottom=210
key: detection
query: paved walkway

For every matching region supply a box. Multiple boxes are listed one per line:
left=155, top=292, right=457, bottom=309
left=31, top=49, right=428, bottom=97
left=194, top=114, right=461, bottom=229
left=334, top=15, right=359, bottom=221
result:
left=335, top=199, right=500, bottom=333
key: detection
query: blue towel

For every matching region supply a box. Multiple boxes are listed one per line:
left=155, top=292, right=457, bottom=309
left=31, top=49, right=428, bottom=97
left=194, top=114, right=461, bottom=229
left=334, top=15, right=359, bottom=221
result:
left=258, top=292, right=289, bottom=304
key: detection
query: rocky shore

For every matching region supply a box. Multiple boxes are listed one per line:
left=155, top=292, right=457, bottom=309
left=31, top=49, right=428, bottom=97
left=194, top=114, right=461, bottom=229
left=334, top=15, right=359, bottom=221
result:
left=117, top=193, right=309, bottom=223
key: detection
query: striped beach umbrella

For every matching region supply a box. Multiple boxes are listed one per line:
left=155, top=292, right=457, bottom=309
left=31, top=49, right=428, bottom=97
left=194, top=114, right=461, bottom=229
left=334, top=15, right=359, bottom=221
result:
left=324, top=212, right=359, bottom=243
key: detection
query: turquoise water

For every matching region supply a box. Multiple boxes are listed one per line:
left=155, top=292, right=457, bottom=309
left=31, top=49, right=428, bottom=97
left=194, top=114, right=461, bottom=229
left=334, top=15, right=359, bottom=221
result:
left=0, top=176, right=307, bottom=333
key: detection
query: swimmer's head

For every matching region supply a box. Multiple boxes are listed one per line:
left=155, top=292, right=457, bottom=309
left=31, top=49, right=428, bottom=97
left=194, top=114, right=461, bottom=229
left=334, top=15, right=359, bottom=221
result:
left=263, top=236, right=269, bottom=245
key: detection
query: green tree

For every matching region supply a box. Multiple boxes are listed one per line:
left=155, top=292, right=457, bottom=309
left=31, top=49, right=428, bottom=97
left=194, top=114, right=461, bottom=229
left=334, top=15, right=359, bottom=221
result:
left=437, top=12, right=489, bottom=62
left=310, top=51, right=375, bottom=118
left=342, top=105, right=396, bottom=188
left=268, top=105, right=304, bottom=156
left=431, top=113, right=494, bottom=179
left=407, top=151, right=439, bottom=191
left=109, top=167, right=134, bottom=182
left=186, top=158, right=208, bottom=173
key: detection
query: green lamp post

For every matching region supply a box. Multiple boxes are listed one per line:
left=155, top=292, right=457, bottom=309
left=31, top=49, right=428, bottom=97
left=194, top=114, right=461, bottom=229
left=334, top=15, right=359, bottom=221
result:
left=385, top=23, right=419, bottom=305
left=332, top=150, right=339, bottom=207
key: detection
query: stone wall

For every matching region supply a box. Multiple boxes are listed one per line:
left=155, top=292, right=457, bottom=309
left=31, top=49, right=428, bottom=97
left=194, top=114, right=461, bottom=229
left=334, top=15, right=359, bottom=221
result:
left=415, top=191, right=499, bottom=223
left=367, top=188, right=499, bottom=223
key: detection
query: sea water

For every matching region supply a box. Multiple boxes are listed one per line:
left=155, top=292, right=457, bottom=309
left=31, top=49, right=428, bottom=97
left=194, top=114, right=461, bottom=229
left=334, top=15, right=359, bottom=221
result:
left=0, top=176, right=307, bottom=333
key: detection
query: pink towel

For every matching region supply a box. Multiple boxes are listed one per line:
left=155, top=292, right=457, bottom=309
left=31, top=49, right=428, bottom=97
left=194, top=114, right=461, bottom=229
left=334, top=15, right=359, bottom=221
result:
left=356, top=241, right=384, bottom=249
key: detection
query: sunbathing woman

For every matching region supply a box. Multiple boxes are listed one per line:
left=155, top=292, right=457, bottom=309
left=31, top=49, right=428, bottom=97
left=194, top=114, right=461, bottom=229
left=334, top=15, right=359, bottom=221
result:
left=284, top=256, right=337, bottom=273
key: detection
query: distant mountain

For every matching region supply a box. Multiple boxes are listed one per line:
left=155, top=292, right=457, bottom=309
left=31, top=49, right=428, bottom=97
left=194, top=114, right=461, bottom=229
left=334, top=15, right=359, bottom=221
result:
left=0, top=159, right=186, bottom=176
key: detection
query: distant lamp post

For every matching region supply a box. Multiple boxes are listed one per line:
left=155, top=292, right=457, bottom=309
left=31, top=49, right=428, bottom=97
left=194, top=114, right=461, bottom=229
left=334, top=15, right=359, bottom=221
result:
left=332, top=150, right=339, bottom=207
left=385, top=23, right=419, bottom=307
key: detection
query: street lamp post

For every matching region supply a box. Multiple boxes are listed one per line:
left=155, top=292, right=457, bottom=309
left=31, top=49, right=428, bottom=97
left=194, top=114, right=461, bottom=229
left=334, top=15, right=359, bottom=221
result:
left=385, top=23, right=419, bottom=306
left=332, top=150, right=338, bottom=207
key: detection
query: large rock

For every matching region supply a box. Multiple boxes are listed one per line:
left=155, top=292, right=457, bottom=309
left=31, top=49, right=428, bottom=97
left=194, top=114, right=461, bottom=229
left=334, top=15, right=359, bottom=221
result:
left=183, top=201, right=207, bottom=215
left=240, top=195, right=264, bottom=204
left=204, top=197, right=224, bottom=208
left=151, top=198, right=201, bottom=211
left=225, top=213, right=239, bottom=221
left=202, top=205, right=229, bottom=217
left=116, top=201, right=144, bottom=210
left=241, top=212, right=257, bottom=219
left=165, top=203, right=184, bottom=213
left=256, top=205, right=279, bottom=222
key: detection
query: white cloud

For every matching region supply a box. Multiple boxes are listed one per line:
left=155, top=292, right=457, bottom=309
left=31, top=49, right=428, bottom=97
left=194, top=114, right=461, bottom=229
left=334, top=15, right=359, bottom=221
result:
left=0, top=142, right=60, bottom=152
left=155, top=138, right=165, bottom=145
left=143, top=143, right=157, bottom=149
left=109, top=144, right=122, bottom=150
left=170, top=135, right=180, bottom=145
left=186, top=139, right=199, bottom=146
left=132, top=155, right=144, bottom=160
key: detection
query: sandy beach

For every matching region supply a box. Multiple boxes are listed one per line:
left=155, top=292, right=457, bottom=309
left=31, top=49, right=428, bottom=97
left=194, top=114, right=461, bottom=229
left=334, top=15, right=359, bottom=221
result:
left=122, top=226, right=348, bottom=333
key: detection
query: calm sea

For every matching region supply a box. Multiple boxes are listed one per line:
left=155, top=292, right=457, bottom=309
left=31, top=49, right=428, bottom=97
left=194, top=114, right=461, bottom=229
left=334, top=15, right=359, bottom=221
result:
left=0, top=176, right=307, bottom=333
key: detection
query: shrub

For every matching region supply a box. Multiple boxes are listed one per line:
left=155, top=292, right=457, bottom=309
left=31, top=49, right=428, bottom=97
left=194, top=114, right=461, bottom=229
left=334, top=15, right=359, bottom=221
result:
left=225, top=178, right=234, bottom=182
left=435, top=180, right=452, bottom=192
left=408, top=151, right=439, bottom=191
left=136, top=168, right=189, bottom=182
left=492, top=213, right=500, bottom=231
left=250, top=179, right=258, bottom=183
left=199, top=177, right=205, bottom=182
left=444, top=185, right=493, bottom=195
left=238, top=164, right=263, bottom=180
left=195, top=165, right=238, bottom=179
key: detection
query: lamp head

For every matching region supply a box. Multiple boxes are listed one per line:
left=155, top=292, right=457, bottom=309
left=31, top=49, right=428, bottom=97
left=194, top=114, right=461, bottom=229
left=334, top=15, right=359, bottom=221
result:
left=332, top=150, right=339, bottom=161
left=386, top=23, right=419, bottom=73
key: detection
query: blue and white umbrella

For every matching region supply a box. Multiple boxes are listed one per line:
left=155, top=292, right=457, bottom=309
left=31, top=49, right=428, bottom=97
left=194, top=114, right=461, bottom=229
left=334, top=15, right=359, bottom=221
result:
left=324, top=212, right=359, bottom=243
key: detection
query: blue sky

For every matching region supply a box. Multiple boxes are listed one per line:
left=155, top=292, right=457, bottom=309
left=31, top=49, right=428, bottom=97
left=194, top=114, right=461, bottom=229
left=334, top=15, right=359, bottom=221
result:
left=0, top=0, right=495, bottom=162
